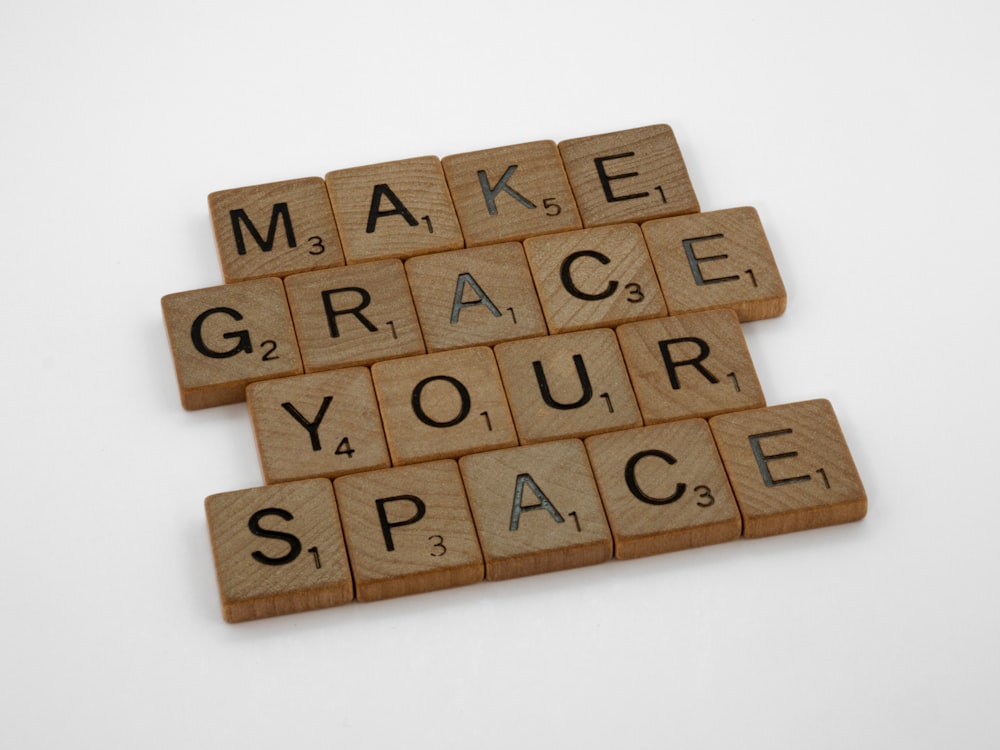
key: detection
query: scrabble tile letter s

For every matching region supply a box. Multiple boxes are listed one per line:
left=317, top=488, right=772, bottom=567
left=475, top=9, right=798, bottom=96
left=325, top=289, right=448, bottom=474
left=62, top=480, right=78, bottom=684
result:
left=205, top=478, right=354, bottom=622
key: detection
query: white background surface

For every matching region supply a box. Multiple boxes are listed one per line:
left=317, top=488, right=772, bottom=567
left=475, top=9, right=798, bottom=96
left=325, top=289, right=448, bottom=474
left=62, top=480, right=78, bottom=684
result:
left=3, top=1, right=998, bottom=747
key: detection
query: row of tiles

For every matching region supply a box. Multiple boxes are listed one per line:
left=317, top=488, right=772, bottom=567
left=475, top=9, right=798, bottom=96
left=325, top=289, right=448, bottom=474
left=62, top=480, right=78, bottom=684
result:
left=206, top=400, right=867, bottom=623
left=245, top=310, right=765, bottom=484
left=163, top=210, right=785, bottom=410
left=208, top=124, right=703, bottom=283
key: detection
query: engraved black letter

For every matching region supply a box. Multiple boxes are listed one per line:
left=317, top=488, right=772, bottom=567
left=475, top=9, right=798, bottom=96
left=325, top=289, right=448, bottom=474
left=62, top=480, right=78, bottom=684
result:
left=281, top=396, right=333, bottom=451
left=658, top=337, right=719, bottom=389
left=594, top=153, right=649, bottom=203
left=624, top=449, right=686, bottom=505
left=451, top=272, right=503, bottom=323
left=366, top=184, right=419, bottom=233
left=411, top=375, right=472, bottom=427
left=375, top=495, right=427, bottom=551
left=190, top=307, right=252, bottom=358
left=321, top=287, right=379, bottom=337
left=559, top=250, right=619, bottom=301
left=478, top=165, right=536, bottom=215
left=230, top=203, right=296, bottom=255
left=683, top=235, right=740, bottom=286
left=748, top=429, right=812, bottom=487
left=532, top=354, right=594, bottom=410
left=248, top=508, right=302, bottom=566
left=510, top=474, right=565, bottom=531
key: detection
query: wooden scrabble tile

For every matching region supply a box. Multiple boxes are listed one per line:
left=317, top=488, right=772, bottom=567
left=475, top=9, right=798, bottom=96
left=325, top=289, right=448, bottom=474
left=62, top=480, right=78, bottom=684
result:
left=459, top=440, right=612, bottom=581
left=494, top=328, right=642, bottom=444
left=161, top=278, right=303, bottom=410
left=404, top=242, right=548, bottom=352
left=333, top=460, right=484, bottom=602
left=325, top=156, right=465, bottom=264
left=522, top=223, right=667, bottom=333
left=283, top=258, right=425, bottom=372
left=616, top=309, right=765, bottom=423
left=642, top=206, right=786, bottom=321
left=371, top=346, right=518, bottom=465
left=209, top=177, right=346, bottom=282
left=246, top=368, right=390, bottom=484
left=584, top=420, right=741, bottom=559
left=709, top=399, right=867, bottom=538
left=558, top=124, right=699, bottom=227
left=205, top=478, right=353, bottom=623
left=441, top=140, right=582, bottom=246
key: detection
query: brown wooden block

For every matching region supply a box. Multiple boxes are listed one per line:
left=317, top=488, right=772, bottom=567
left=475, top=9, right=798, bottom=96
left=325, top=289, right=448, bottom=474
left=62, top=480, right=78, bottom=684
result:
left=584, top=420, right=741, bottom=560
left=404, top=242, right=547, bottom=352
left=709, top=399, right=867, bottom=538
left=333, top=460, right=484, bottom=602
left=616, top=309, right=765, bottom=423
left=523, top=223, right=667, bottom=333
left=161, top=278, right=303, bottom=410
left=642, top=206, right=787, bottom=321
left=204, top=478, right=353, bottom=623
left=247, top=368, right=390, bottom=484
left=558, top=124, right=699, bottom=227
left=325, top=156, right=465, bottom=264
left=371, top=346, right=518, bottom=465
left=283, top=258, right=425, bottom=372
left=494, top=328, right=642, bottom=444
left=209, top=177, right=346, bottom=282
left=459, top=440, right=612, bottom=581
left=441, top=140, right=582, bottom=246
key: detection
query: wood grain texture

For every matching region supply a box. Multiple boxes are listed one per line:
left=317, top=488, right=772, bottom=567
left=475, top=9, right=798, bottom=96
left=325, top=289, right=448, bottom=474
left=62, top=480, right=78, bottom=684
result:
left=523, top=223, right=667, bottom=333
left=325, top=156, right=464, bottom=264
left=404, top=242, right=548, bottom=352
left=333, top=460, right=484, bottom=602
left=204, top=479, right=353, bottom=623
left=642, top=206, right=787, bottom=321
left=247, top=368, right=390, bottom=484
left=459, top=440, right=612, bottom=581
left=209, top=177, right=345, bottom=282
left=186, top=124, right=860, bottom=619
left=494, top=328, right=642, bottom=444
left=161, top=278, right=302, bottom=410
left=442, top=140, right=582, bottom=246
left=283, top=258, right=425, bottom=372
left=558, top=124, right=699, bottom=227
left=709, top=399, right=867, bottom=538
left=371, top=346, right=518, bottom=465
left=616, top=309, right=765, bottom=423
left=584, top=420, right=741, bottom=559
